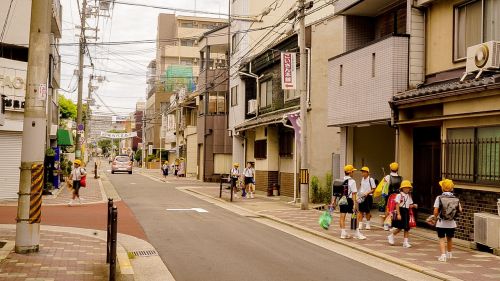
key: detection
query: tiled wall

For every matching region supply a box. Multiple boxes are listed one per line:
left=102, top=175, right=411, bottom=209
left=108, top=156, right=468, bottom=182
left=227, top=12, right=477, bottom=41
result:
left=409, top=7, right=425, bottom=89
left=344, top=16, right=374, bottom=51
left=328, top=35, right=409, bottom=126
left=279, top=172, right=296, bottom=197
left=454, top=189, right=500, bottom=241
left=255, top=170, right=279, bottom=193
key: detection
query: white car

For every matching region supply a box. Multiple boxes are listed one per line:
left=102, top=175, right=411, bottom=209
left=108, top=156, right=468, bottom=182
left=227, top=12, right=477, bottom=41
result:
left=111, top=155, right=133, bottom=174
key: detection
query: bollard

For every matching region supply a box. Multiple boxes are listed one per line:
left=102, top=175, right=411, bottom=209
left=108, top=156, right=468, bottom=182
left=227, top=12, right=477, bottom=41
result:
left=94, top=162, right=98, bottom=179
left=106, top=198, right=113, bottom=263
left=219, top=176, right=223, bottom=198
left=109, top=206, right=118, bottom=281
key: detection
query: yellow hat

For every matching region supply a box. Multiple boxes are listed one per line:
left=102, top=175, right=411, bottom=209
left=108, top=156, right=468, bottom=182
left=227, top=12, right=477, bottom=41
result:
left=164, top=161, right=169, bottom=164
left=400, top=180, right=413, bottom=189
left=439, top=179, right=454, bottom=192
left=360, top=166, right=370, bottom=172
left=233, top=162, right=239, bottom=167
left=390, top=162, right=399, bottom=171
left=344, top=165, right=357, bottom=173
left=74, top=159, right=82, bottom=166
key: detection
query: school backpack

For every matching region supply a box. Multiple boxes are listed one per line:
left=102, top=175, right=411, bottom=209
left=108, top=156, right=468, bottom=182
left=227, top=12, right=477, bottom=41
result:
left=332, top=179, right=349, bottom=198
left=388, top=175, right=402, bottom=194
left=439, top=194, right=461, bottom=220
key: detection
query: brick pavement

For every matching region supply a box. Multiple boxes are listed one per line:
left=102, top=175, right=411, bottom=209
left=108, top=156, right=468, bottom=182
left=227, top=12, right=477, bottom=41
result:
left=189, top=185, right=500, bottom=281
left=0, top=228, right=108, bottom=281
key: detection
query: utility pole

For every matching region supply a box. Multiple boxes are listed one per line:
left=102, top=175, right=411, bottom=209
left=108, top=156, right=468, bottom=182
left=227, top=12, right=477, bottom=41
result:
left=298, top=0, right=309, bottom=210
left=142, top=110, right=146, bottom=168
left=15, top=0, right=51, bottom=253
left=85, top=74, right=93, bottom=161
left=75, top=0, right=88, bottom=160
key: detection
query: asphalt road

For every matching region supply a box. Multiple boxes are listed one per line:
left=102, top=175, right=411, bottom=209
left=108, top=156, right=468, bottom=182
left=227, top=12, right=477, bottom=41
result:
left=107, top=171, right=403, bottom=281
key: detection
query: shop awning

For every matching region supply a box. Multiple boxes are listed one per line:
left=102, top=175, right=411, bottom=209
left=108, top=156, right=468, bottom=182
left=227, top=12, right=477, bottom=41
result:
left=57, top=129, right=74, bottom=146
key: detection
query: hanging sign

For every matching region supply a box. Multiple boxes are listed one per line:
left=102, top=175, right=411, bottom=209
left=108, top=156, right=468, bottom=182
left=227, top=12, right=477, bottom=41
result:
left=281, top=52, right=297, bottom=90
left=100, top=131, right=137, bottom=139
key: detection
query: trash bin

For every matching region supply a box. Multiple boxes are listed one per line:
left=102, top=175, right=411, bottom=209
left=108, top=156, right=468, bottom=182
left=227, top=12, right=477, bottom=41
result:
left=273, top=183, right=280, bottom=196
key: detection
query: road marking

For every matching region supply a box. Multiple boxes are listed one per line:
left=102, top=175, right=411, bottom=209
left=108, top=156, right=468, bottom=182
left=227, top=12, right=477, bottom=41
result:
left=130, top=183, right=136, bottom=185
left=166, top=208, right=208, bottom=213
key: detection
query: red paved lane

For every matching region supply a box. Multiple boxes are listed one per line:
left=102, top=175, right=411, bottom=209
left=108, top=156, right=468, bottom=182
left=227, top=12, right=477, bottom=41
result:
left=0, top=201, right=147, bottom=240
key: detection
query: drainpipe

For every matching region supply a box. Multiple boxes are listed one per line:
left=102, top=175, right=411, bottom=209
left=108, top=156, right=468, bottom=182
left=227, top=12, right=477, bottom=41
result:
left=306, top=47, right=311, bottom=107
left=282, top=116, right=297, bottom=203
left=239, top=62, right=263, bottom=118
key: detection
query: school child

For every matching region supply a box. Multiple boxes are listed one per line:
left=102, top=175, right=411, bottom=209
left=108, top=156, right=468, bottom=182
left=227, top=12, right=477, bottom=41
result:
left=387, top=180, right=417, bottom=248
left=434, top=179, right=462, bottom=262
left=230, top=163, right=241, bottom=198
left=335, top=165, right=365, bottom=240
left=383, top=162, right=403, bottom=230
left=358, top=167, right=376, bottom=230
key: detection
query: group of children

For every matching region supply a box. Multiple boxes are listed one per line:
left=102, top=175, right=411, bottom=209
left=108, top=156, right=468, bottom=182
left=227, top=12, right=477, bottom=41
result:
left=331, top=162, right=461, bottom=262
left=230, top=162, right=256, bottom=199
left=161, top=158, right=186, bottom=178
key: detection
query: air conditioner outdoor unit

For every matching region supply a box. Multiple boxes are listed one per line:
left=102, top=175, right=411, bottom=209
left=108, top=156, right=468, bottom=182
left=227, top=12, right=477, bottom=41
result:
left=466, top=41, right=500, bottom=73
left=474, top=213, right=500, bottom=251
left=248, top=99, right=257, bottom=115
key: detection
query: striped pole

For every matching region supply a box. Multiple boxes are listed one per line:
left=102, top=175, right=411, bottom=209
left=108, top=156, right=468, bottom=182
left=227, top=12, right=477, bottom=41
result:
left=29, top=164, right=44, bottom=224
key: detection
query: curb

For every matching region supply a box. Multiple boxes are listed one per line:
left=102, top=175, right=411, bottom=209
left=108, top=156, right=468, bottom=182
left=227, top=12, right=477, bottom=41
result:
left=184, top=188, right=460, bottom=281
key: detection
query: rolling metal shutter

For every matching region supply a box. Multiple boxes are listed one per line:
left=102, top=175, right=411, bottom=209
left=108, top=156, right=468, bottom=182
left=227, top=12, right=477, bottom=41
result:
left=0, top=131, right=22, bottom=199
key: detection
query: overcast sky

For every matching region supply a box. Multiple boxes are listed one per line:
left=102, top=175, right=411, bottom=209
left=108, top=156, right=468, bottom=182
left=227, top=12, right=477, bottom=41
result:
left=60, top=0, right=229, bottom=117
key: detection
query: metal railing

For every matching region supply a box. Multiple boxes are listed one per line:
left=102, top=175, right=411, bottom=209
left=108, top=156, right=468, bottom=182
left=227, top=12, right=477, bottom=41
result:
left=106, top=198, right=118, bottom=281
left=219, top=174, right=233, bottom=202
left=443, top=138, right=500, bottom=184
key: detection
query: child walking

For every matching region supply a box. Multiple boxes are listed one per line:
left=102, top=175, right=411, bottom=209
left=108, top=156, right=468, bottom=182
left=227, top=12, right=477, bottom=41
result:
left=434, top=179, right=462, bottom=262
left=388, top=180, right=417, bottom=248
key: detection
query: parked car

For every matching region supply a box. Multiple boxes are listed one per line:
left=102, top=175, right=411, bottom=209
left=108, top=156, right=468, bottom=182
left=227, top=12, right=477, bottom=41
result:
left=111, top=155, right=133, bottom=174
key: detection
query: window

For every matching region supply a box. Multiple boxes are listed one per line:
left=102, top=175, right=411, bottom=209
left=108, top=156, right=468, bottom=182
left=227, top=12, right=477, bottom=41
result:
left=180, top=58, right=193, bottom=65
left=180, top=39, right=195, bottom=47
left=285, top=68, right=300, bottom=101
left=231, top=85, right=238, bottom=106
left=254, top=140, right=267, bottom=159
left=231, top=34, right=240, bottom=54
left=454, top=0, right=500, bottom=60
left=279, top=131, right=294, bottom=157
left=444, top=126, right=500, bottom=184
left=259, top=80, right=272, bottom=108
left=181, top=21, right=194, bottom=28
left=207, top=92, right=227, bottom=114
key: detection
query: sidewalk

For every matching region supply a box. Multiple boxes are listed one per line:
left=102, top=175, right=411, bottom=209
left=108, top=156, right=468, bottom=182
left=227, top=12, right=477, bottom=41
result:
left=0, top=161, right=173, bottom=281
left=186, top=185, right=500, bottom=281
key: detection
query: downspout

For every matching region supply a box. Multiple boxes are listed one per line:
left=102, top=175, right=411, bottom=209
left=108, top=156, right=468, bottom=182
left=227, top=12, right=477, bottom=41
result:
left=239, top=62, right=263, bottom=118
left=282, top=117, right=297, bottom=203
left=306, top=47, right=311, bottom=107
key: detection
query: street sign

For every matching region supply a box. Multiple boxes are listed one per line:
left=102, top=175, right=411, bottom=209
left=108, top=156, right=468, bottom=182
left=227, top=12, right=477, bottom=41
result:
left=300, top=169, right=309, bottom=184
left=77, top=124, right=84, bottom=131
left=38, top=83, right=47, bottom=99
left=79, top=136, right=85, bottom=145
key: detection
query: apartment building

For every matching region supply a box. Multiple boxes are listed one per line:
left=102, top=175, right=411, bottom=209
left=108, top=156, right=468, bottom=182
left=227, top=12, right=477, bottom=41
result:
left=391, top=0, right=500, bottom=241
left=229, top=0, right=336, bottom=197
left=327, top=0, right=425, bottom=181
left=133, top=101, right=145, bottom=151
left=0, top=0, right=62, bottom=199
left=145, top=14, right=226, bottom=155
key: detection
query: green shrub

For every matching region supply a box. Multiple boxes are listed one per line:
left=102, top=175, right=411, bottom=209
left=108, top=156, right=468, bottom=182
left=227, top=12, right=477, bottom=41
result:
left=311, top=176, right=320, bottom=203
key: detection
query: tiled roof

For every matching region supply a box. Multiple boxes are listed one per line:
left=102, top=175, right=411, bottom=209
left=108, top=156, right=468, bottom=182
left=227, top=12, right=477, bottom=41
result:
left=392, top=74, right=500, bottom=104
left=235, top=107, right=299, bottom=132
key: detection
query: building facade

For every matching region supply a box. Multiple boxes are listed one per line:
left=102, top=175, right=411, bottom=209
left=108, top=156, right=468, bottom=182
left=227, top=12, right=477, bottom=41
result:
left=0, top=0, right=62, bottom=199
left=392, top=0, right=500, bottom=240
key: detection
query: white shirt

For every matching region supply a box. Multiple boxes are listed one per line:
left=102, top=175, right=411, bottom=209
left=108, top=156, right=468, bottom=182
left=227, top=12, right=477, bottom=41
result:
left=244, top=167, right=255, bottom=178
left=395, top=192, right=413, bottom=208
left=384, top=172, right=399, bottom=183
left=231, top=168, right=240, bottom=178
left=433, top=192, right=458, bottom=228
left=343, top=176, right=357, bottom=199
left=359, top=177, right=376, bottom=196
left=71, top=167, right=86, bottom=181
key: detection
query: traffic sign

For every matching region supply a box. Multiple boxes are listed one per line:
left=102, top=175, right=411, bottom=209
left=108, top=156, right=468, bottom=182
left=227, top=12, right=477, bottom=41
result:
left=77, top=124, right=84, bottom=131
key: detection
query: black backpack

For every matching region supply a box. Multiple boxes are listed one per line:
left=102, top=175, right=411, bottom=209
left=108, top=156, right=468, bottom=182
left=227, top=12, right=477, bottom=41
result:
left=388, top=175, right=402, bottom=194
left=332, top=179, right=349, bottom=198
left=439, top=194, right=461, bottom=220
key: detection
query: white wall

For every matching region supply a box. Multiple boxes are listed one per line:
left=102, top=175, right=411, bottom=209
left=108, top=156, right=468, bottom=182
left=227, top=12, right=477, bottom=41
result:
left=0, top=0, right=31, bottom=46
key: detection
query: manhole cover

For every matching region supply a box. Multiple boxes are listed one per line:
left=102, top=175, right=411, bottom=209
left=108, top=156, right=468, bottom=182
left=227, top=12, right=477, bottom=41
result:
left=130, top=250, right=158, bottom=257
left=0, top=241, right=6, bottom=249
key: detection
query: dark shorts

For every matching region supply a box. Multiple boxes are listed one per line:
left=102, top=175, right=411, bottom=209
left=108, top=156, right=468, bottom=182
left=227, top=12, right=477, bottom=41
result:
left=392, top=207, right=411, bottom=231
left=358, top=195, right=373, bottom=213
left=244, top=177, right=254, bottom=185
left=231, top=177, right=238, bottom=188
left=437, top=227, right=455, bottom=238
left=339, top=198, right=354, bottom=214
left=72, top=180, right=81, bottom=195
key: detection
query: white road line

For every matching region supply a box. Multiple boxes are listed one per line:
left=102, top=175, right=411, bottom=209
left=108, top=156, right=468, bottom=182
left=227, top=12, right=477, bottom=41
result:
left=166, top=208, right=208, bottom=213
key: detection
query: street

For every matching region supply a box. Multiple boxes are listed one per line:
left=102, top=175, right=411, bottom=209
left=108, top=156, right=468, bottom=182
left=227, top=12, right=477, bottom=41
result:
left=107, top=170, right=403, bottom=281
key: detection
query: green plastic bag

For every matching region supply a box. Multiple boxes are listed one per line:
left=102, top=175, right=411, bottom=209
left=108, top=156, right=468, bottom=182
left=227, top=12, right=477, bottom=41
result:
left=319, top=211, right=332, bottom=230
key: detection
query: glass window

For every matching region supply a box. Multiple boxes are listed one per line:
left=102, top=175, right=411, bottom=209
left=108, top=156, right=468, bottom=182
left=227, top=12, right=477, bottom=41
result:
left=231, top=34, right=240, bottom=54
left=181, top=22, right=194, bottom=28
left=454, top=0, right=500, bottom=60
left=207, top=92, right=226, bottom=114
left=180, top=39, right=195, bottom=47
left=231, top=85, right=238, bottom=107
left=260, top=80, right=272, bottom=108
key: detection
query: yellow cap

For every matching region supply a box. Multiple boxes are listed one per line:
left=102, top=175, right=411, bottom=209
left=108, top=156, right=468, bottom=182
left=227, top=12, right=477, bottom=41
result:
left=400, top=180, right=413, bottom=189
left=344, top=165, right=357, bottom=173
left=74, top=159, right=82, bottom=166
left=360, top=166, right=370, bottom=173
left=390, top=162, right=399, bottom=171
left=439, top=179, right=454, bottom=192
left=164, top=161, right=169, bottom=164
left=233, top=162, right=239, bottom=167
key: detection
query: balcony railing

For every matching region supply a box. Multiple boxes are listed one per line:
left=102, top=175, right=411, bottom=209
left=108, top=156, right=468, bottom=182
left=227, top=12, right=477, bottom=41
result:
left=327, top=34, right=409, bottom=126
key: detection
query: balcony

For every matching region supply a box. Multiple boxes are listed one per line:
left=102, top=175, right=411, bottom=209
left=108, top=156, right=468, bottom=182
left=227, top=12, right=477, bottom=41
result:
left=51, top=0, right=62, bottom=38
left=197, top=68, right=228, bottom=93
left=334, top=0, right=405, bottom=16
left=327, top=34, right=409, bottom=126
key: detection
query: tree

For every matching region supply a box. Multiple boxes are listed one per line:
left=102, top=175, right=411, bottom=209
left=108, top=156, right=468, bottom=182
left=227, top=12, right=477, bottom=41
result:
left=98, top=139, right=112, bottom=155
left=134, top=149, right=142, bottom=162
left=58, top=94, right=76, bottom=120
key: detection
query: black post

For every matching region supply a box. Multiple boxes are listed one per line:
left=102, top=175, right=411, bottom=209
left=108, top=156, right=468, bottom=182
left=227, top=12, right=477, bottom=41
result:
left=106, top=198, right=113, bottom=263
left=109, top=206, right=118, bottom=281
left=219, top=176, right=222, bottom=198
left=230, top=176, right=233, bottom=202
left=94, top=161, right=98, bottom=179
